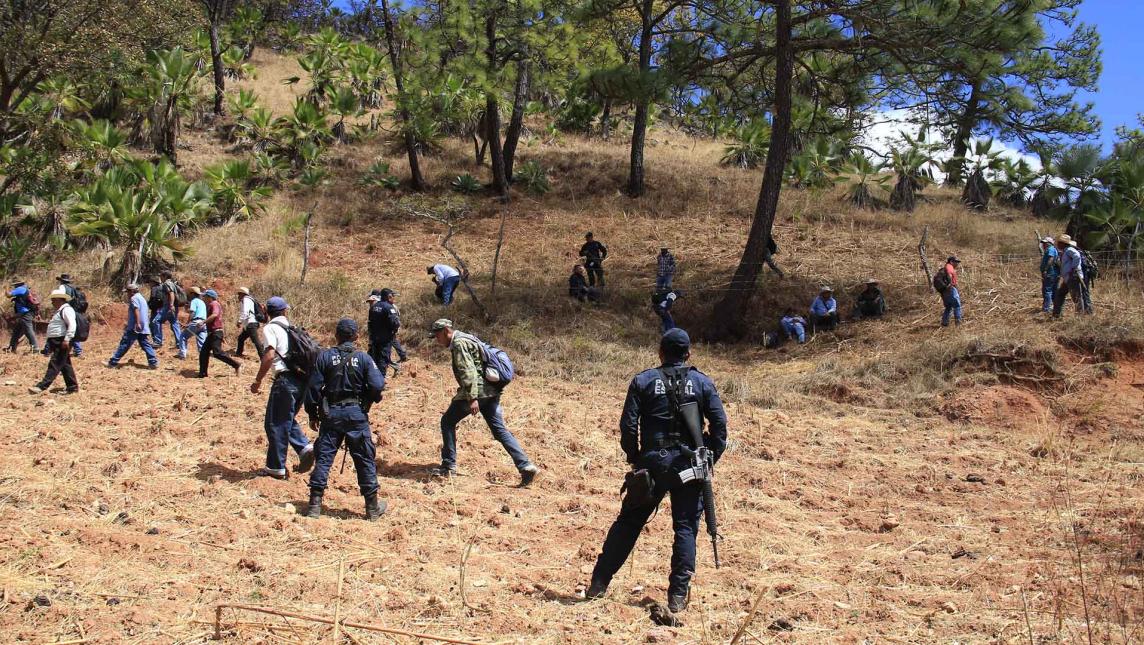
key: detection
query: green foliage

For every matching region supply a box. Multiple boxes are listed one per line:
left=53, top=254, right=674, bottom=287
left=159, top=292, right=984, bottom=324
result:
left=516, top=161, right=550, bottom=195
left=888, top=130, right=938, bottom=213
left=360, top=161, right=400, bottom=192
left=786, top=138, right=844, bottom=190
left=992, top=158, right=1039, bottom=208
left=555, top=93, right=601, bottom=134
left=720, top=121, right=771, bottom=169
left=844, top=153, right=891, bottom=209
left=450, top=174, right=483, bottom=194
left=204, top=160, right=270, bottom=225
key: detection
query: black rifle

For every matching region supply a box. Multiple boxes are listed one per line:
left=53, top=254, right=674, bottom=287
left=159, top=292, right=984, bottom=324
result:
left=676, top=400, right=721, bottom=569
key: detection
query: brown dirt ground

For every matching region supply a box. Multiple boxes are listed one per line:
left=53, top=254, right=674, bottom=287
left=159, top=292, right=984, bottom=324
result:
left=2, top=50, right=1143, bottom=644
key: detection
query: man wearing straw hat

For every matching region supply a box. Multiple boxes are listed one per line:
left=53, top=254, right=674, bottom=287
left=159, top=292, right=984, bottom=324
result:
left=29, top=289, right=79, bottom=394
left=809, top=286, right=839, bottom=332
left=1052, top=235, right=1092, bottom=317
left=854, top=279, right=887, bottom=319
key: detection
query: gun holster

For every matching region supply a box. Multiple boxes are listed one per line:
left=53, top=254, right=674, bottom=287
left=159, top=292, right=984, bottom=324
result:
left=621, top=469, right=656, bottom=510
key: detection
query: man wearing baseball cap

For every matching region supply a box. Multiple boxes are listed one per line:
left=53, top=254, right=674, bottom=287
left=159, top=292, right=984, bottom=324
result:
left=367, top=287, right=406, bottom=376
left=1039, top=236, right=1060, bottom=313
left=6, top=279, right=39, bottom=353
left=302, top=317, right=387, bottom=520
left=198, top=289, right=241, bottom=378
left=250, top=296, right=315, bottom=479
left=586, top=328, right=728, bottom=615
left=427, top=318, right=539, bottom=485
left=107, top=283, right=158, bottom=369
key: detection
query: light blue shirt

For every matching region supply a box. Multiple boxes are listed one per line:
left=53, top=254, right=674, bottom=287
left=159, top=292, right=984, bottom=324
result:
left=1060, top=246, right=1083, bottom=281
left=127, top=292, right=151, bottom=332
left=1040, top=245, right=1059, bottom=279
left=188, top=296, right=207, bottom=320
left=810, top=296, right=837, bottom=317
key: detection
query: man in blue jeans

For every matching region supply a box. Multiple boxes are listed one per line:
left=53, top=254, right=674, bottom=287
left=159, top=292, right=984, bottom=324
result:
left=107, top=284, right=159, bottom=368
left=939, top=256, right=963, bottom=327
left=249, top=296, right=314, bottom=479
left=428, top=318, right=538, bottom=486
left=150, top=271, right=186, bottom=356
left=1039, top=237, right=1059, bottom=313
left=428, top=264, right=462, bottom=305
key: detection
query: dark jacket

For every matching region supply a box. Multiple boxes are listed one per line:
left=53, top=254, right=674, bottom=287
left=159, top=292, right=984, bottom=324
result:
left=304, top=343, right=385, bottom=420
left=620, top=362, right=728, bottom=465
left=368, top=301, right=401, bottom=339
left=580, top=240, right=608, bottom=265
left=569, top=272, right=589, bottom=297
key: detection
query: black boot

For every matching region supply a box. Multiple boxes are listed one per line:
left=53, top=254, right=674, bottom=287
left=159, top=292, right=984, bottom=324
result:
left=305, top=492, right=322, bottom=519
left=364, top=493, right=387, bottom=521
left=585, top=579, right=608, bottom=600
left=667, top=589, right=690, bottom=613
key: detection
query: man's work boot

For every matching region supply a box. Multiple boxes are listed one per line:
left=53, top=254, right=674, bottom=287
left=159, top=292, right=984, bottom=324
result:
left=295, top=445, right=315, bottom=474
left=519, top=463, right=539, bottom=487
left=667, top=590, right=690, bottom=614
left=305, top=492, right=322, bottom=519
left=585, top=579, right=608, bottom=600
left=364, top=493, right=387, bottom=521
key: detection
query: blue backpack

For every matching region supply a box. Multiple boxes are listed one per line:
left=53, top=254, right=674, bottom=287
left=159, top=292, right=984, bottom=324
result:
left=455, top=331, right=516, bottom=386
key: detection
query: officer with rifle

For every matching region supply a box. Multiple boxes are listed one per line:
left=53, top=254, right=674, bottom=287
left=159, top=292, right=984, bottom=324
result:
left=302, top=318, right=388, bottom=521
left=586, top=328, right=728, bottom=615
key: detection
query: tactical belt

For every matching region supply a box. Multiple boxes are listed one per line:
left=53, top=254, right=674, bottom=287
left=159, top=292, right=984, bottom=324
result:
left=645, top=435, right=684, bottom=450
left=327, top=398, right=361, bottom=408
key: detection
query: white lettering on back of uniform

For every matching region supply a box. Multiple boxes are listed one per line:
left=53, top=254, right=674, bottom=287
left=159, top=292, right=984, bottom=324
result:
left=654, top=379, right=665, bottom=395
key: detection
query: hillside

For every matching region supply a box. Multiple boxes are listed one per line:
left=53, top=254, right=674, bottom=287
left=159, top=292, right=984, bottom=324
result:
left=1, top=50, right=1143, bottom=644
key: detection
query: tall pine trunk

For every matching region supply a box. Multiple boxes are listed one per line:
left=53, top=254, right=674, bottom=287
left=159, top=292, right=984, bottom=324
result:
left=485, top=12, right=509, bottom=200
left=713, top=0, right=794, bottom=338
left=502, top=60, right=530, bottom=181
left=380, top=0, right=425, bottom=190
left=627, top=0, right=654, bottom=197
left=208, top=21, right=226, bottom=116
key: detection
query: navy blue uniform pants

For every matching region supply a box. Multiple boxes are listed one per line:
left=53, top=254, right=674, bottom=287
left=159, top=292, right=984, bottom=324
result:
left=591, top=447, right=703, bottom=597
left=308, top=405, right=378, bottom=497
left=369, top=335, right=406, bottom=369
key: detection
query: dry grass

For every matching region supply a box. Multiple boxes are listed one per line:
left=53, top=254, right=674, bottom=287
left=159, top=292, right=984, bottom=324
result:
left=2, top=50, right=1143, bottom=644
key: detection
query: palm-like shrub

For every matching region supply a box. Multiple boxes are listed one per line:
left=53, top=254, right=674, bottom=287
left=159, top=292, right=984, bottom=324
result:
left=720, top=121, right=770, bottom=169
left=959, top=138, right=1004, bottom=211
left=204, top=160, right=271, bottom=225
left=451, top=174, right=482, bottom=194
left=360, top=161, right=400, bottom=192
left=516, top=160, right=550, bottom=195
left=844, top=152, right=891, bottom=209
left=786, top=138, right=844, bottom=189
left=888, top=130, right=937, bottom=212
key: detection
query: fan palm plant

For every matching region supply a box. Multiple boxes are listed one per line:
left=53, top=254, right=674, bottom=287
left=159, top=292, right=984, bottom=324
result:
left=960, top=138, right=1005, bottom=211
left=888, top=130, right=937, bottom=213
left=204, top=159, right=271, bottom=225
left=720, top=121, right=771, bottom=169
left=844, top=152, right=891, bottom=209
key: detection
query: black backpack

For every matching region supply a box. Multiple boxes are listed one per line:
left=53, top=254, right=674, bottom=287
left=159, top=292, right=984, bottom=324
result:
left=252, top=298, right=268, bottom=324
left=165, top=280, right=188, bottom=309
left=269, top=321, right=322, bottom=379
left=932, top=268, right=951, bottom=292
left=1080, top=250, right=1098, bottom=282
left=72, top=306, right=91, bottom=343
left=65, top=285, right=89, bottom=314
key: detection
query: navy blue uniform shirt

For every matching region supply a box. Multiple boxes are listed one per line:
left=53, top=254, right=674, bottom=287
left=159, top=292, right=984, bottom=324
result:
left=305, top=343, right=385, bottom=419
left=620, top=361, right=728, bottom=465
left=368, top=301, right=401, bottom=339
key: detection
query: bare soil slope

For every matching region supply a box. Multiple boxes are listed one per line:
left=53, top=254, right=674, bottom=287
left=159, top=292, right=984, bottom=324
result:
left=1, top=51, right=1142, bottom=644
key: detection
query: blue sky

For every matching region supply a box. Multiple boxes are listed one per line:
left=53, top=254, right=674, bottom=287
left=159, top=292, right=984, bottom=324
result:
left=1074, top=0, right=1143, bottom=149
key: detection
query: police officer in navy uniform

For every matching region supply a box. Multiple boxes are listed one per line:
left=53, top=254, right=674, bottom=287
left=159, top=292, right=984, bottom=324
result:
left=586, top=328, right=728, bottom=614
left=304, top=318, right=388, bottom=521
left=367, top=287, right=406, bottom=376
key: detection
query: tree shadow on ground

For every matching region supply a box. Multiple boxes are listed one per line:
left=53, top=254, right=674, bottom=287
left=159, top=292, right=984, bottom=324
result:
left=194, top=461, right=257, bottom=483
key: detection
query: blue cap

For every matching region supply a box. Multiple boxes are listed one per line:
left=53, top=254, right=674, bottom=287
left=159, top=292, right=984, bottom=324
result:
left=266, top=296, right=289, bottom=312
left=335, top=317, right=358, bottom=337
left=203, top=289, right=219, bottom=299
left=660, top=328, right=691, bottom=358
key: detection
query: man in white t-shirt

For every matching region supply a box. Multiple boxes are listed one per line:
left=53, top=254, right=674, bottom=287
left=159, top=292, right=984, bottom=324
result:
left=30, top=289, right=79, bottom=394
left=249, top=296, right=314, bottom=479
left=427, top=263, right=462, bottom=305
left=234, top=287, right=264, bottom=357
